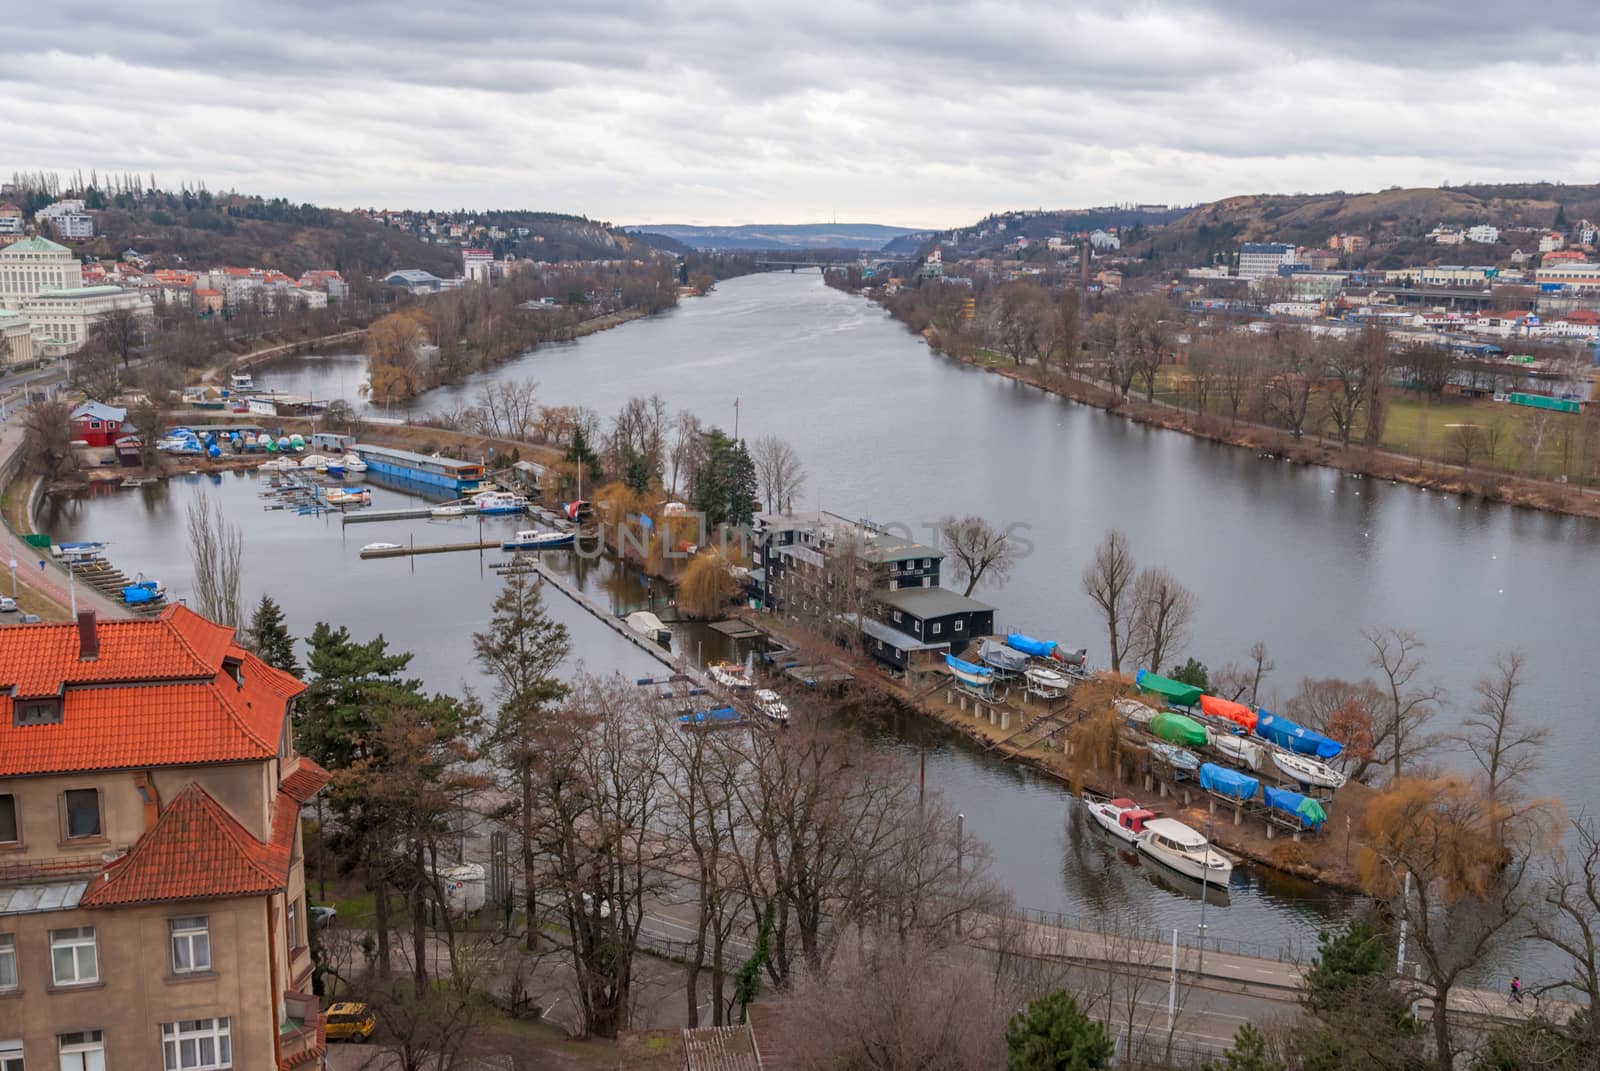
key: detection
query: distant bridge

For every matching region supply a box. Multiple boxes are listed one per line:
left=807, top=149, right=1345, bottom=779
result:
left=752, top=256, right=855, bottom=273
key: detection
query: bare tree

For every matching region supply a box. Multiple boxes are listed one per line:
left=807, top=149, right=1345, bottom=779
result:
left=186, top=492, right=244, bottom=628
left=1051, top=286, right=1082, bottom=380
left=1284, top=677, right=1386, bottom=782
left=1447, top=422, right=1485, bottom=467
left=1263, top=330, right=1317, bottom=439
left=1365, top=626, right=1443, bottom=782
left=1218, top=342, right=1262, bottom=426
left=19, top=398, right=77, bottom=479
left=938, top=514, right=1020, bottom=596
left=668, top=409, right=706, bottom=496
left=1081, top=529, right=1137, bottom=673
left=1462, top=650, right=1548, bottom=819
left=751, top=435, right=807, bottom=514
left=1529, top=817, right=1600, bottom=1050
left=1517, top=409, right=1555, bottom=475
left=1127, top=567, right=1196, bottom=674
left=991, top=283, right=1046, bottom=365
left=92, top=304, right=143, bottom=369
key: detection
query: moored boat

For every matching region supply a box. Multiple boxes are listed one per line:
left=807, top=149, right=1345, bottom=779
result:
left=707, top=662, right=754, bottom=690
left=754, top=688, right=790, bottom=725
left=1135, top=817, right=1233, bottom=884
left=430, top=505, right=465, bottom=518
left=677, top=706, right=744, bottom=729
left=1082, top=792, right=1159, bottom=845
left=1270, top=749, right=1348, bottom=790
left=625, top=610, right=673, bottom=648
left=1147, top=741, right=1200, bottom=773
left=475, top=491, right=528, bottom=515
left=501, top=528, right=574, bottom=551
left=121, top=578, right=165, bottom=605
left=360, top=542, right=402, bottom=554
left=341, top=453, right=368, bottom=473
left=325, top=487, right=372, bottom=507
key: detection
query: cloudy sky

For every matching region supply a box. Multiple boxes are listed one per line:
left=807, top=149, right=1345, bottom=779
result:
left=7, top=1, right=1599, bottom=229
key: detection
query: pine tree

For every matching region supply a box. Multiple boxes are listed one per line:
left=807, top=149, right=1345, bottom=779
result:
left=566, top=425, right=603, bottom=488
left=1203, top=1025, right=1283, bottom=1071
left=246, top=594, right=300, bottom=676
left=298, top=623, right=423, bottom=770
left=1004, top=990, right=1113, bottom=1071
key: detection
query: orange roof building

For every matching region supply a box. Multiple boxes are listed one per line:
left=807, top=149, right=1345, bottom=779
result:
left=0, top=606, right=327, bottom=1071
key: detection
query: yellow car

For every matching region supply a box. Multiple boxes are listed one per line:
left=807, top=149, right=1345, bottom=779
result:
left=323, top=1002, right=376, bottom=1043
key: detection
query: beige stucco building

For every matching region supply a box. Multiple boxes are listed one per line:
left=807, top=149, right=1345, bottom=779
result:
left=0, top=606, right=328, bottom=1071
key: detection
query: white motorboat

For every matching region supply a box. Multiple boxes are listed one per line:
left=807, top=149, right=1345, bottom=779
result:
left=1135, top=817, right=1234, bottom=884
left=625, top=610, right=673, bottom=648
left=475, top=491, right=528, bottom=515
left=707, top=662, right=754, bottom=690
left=430, top=505, right=465, bottom=518
left=299, top=453, right=332, bottom=471
left=754, top=688, right=790, bottom=725
left=1025, top=663, right=1074, bottom=698
left=1212, top=733, right=1264, bottom=772
left=1270, top=750, right=1348, bottom=790
left=1082, top=793, right=1159, bottom=845
left=341, top=453, right=368, bottom=473
left=229, top=372, right=254, bottom=390
left=360, top=542, right=402, bottom=554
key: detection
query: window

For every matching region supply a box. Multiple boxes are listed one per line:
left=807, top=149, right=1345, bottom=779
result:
left=63, top=791, right=99, bottom=840
left=14, top=699, right=61, bottom=726
left=170, top=917, right=210, bottom=974
left=161, top=1018, right=231, bottom=1071
left=49, top=927, right=97, bottom=986
left=954, top=619, right=965, bottom=631
left=892, top=611, right=902, bottom=624
left=287, top=898, right=301, bottom=950
left=0, top=934, right=15, bottom=991
left=1, top=1039, right=22, bottom=1071
left=931, top=622, right=942, bottom=636
left=0, top=796, right=15, bottom=844
left=58, top=1032, right=104, bottom=1071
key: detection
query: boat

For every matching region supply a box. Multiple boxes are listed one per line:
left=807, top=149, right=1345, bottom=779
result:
left=1135, top=817, right=1233, bottom=884
left=707, top=662, right=754, bottom=690
left=341, top=453, right=368, bottom=473
left=677, top=706, right=745, bottom=729
left=1198, top=762, right=1259, bottom=803
left=1262, top=785, right=1329, bottom=831
left=1149, top=711, right=1209, bottom=748
left=288, top=434, right=306, bottom=452
left=299, top=453, right=332, bottom=471
left=501, top=529, right=574, bottom=551
left=1025, top=663, right=1073, bottom=697
left=978, top=638, right=1029, bottom=674
left=475, top=491, right=528, bottom=515
left=1135, top=668, right=1202, bottom=708
left=1114, top=697, right=1158, bottom=726
left=1270, top=750, right=1348, bottom=790
left=1006, top=631, right=1058, bottom=658
left=430, top=505, right=465, bottom=518
left=326, top=459, right=345, bottom=478
left=324, top=487, right=372, bottom=506
left=944, top=654, right=995, bottom=689
left=52, top=541, right=107, bottom=563
left=1146, top=742, right=1200, bottom=773
left=625, top=610, right=673, bottom=648
left=1199, top=693, right=1257, bottom=734
left=754, top=688, right=790, bottom=725
left=1254, top=709, right=1343, bottom=761
left=1082, top=792, right=1159, bottom=845
left=120, top=578, right=165, bottom=606
left=229, top=372, right=254, bottom=390
left=360, top=542, right=402, bottom=554
left=275, top=436, right=292, bottom=452
left=1210, top=732, right=1264, bottom=771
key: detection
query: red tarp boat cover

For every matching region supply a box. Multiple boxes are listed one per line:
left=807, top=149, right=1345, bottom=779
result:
left=1200, top=694, right=1258, bottom=733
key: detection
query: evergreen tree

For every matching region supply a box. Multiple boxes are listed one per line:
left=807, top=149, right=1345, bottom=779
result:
left=246, top=594, right=300, bottom=676
left=1294, top=919, right=1425, bottom=1071
left=1004, top=989, right=1113, bottom=1071
left=1167, top=657, right=1209, bottom=692
left=728, top=438, right=758, bottom=527
left=692, top=429, right=758, bottom=528
left=298, top=623, right=423, bottom=770
left=566, top=425, right=603, bottom=488
left=623, top=450, right=651, bottom=495
left=1204, top=1025, right=1283, bottom=1071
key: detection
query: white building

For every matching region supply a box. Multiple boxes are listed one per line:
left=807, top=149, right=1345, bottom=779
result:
left=0, top=236, right=84, bottom=307
left=1268, top=300, right=1324, bottom=319
left=1237, top=242, right=1297, bottom=280
left=21, top=285, right=144, bottom=355
left=1466, top=224, right=1500, bottom=244
left=0, top=309, right=34, bottom=366
left=1428, top=225, right=1465, bottom=245
left=1088, top=229, right=1121, bottom=251
left=1535, top=263, right=1600, bottom=292
left=1539, top=232, right=1565, bottom=253
left=34, top=199, right=95, bottom=240
left=463, top=247, right=494, bottom=283
left=1579, top=220, right=1598, bottom=245
left=0, top=202, right=23, bottom=235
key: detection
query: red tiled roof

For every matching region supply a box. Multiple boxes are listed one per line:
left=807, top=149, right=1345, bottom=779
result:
left=81, top=783, right=287, bottom=906
left=280, top=760, right=331, bottom=804
left=0, top=606, right=305, bottom=776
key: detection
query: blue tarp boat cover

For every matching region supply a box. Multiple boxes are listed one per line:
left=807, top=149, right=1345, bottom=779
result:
left=1254, top=710, right=1344, bottom=760
left=678, top=707, right=741, bottom=726
left=1262, top=786, right=1328, bottom=830
left=945, top=654, right=993, bottom=677
left=1199, top=762, right=1259, bottom=801
left=979, top=639, right=1029, bottom=673
left=1006, top=632, right=1057, bottom=658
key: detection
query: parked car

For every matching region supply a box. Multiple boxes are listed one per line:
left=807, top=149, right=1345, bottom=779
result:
left=18, top=614, right=40, bottom=624
left=309, top=905, right=337, bottom=929
left=324, top=1002, right=376, bottom=1043
left=0, top=597, right=15, bottom=612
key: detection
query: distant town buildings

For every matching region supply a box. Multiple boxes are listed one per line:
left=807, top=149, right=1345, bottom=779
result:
left=1237, top=242, right=1298, bottom=280
left=463, top=247, right=494, bottom=283
left=1467, top=224, right=1500, bottom=244
left=33, top=198, right=95, bottom=240
left=1539, top=231, right=1566, bottom=253
left=0, top=201, right=23, bottom=235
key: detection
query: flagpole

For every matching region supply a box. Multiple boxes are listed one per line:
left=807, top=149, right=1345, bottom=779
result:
left=733, top=397, right=740, bottom=440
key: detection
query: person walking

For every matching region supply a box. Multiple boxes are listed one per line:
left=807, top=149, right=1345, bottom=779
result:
left=1509, top=975, right=1523, bottom=1005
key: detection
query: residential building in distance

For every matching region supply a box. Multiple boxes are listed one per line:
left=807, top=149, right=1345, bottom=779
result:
left=1237, top=242, right=1297, bottom=280
left=1536, top=262, right=1600, bottom=292
left=0, top=606, right=329, bottom=1071
left=463, top=247, right=494, bottom=283
left=1428, top=224, right=1464, bottom=245
left=68, top=401, right=131, bottom=447
left=384, top=268, right=446, bottom=294
left=1466, top=224, right=1500, bottom=244
left=1539, top=231, right=1566, bottom=253
left=0, top=202, right=22, bottom=235
left=34, top=199, right=95, bottom=240
left=0, top=236, right=85, bottom=306
left=1301, top=248, right=1341, bottom=272
left=1088, top=228, right=1121, bottom=251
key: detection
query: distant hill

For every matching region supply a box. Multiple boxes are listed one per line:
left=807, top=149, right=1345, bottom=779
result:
left=626, top=222, right=928, bottom=252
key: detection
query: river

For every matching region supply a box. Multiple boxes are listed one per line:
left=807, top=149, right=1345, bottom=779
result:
left=43, top=273, right=1600, bottom=963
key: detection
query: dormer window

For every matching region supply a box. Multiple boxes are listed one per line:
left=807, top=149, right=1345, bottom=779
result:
left=14, top=698, right=62, bottom=726
left=222, top=656, right=243, bottom=686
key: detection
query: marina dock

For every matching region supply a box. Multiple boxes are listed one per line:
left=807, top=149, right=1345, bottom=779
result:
left=359, top=539, right=500, bottom=558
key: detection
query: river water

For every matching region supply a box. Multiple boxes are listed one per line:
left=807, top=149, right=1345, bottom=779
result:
left=43, top=273, right=1600, bottom=961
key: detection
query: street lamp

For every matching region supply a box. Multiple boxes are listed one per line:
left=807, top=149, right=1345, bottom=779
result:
left=1197, top=808, right=1215, bottom=972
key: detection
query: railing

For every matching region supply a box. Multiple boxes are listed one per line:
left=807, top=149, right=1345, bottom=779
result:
left=1007, top=905, right=1313, bottom=966
left=0, top=854, right=108, bottom=884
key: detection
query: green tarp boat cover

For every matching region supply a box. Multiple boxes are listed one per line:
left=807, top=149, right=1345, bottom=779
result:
left=1135, top=668, right=1201, bottom=708
left=1150, top=712, right=1209, bottom=748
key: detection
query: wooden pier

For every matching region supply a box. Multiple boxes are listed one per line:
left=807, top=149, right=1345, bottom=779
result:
left=359, top=539, right=500, bottom=558
left=343, top=506, right=451, bottom=525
